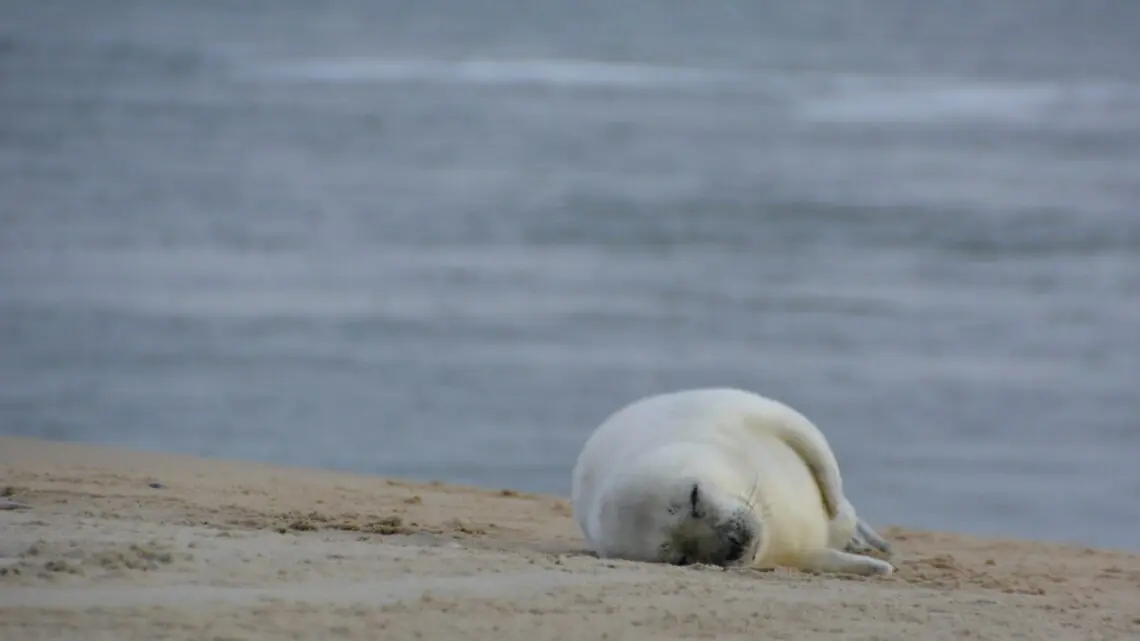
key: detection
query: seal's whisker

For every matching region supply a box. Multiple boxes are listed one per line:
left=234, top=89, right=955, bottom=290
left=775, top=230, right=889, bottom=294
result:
left=734, top=470, right=762, bottom=507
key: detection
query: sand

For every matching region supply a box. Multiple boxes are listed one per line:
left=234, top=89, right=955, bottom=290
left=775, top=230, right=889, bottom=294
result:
left=1, top=436, right=1138, bottom=640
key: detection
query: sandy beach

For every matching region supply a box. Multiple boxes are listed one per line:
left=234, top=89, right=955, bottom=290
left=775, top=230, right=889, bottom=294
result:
left=1, top=436, right=1137, bottom=640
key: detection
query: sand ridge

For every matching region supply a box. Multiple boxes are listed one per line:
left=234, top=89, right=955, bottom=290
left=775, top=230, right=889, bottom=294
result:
left=1, top=436, right=1138, bottom=640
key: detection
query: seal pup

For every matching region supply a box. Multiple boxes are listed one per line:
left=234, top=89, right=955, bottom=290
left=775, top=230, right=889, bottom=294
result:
left=571, top=387, right=893, bottom=576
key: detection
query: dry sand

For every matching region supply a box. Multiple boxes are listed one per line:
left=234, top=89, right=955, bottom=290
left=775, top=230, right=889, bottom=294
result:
left=1, top=436, right=1138, bottom=640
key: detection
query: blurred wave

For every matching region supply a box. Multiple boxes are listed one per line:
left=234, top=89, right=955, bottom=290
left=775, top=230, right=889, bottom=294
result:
left=249, top=55, right=1140, bottom=134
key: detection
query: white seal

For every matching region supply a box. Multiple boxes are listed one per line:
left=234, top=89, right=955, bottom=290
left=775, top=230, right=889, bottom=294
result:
left=571, top=388, right=894, bottom=576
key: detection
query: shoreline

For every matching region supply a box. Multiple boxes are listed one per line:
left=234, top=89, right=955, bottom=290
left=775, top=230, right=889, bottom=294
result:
left=2, top=435, right=1138, bottom=640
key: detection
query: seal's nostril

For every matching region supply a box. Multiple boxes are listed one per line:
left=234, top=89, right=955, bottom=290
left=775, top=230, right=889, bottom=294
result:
left=725, top=542, right=744, bottom=563
left=689, top=483, right=699, bottom=513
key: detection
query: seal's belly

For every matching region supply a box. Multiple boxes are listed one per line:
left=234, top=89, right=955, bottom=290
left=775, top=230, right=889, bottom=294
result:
left=746, top=435, right=831, bottom=566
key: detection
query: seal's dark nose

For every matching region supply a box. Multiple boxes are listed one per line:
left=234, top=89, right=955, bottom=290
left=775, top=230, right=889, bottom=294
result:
left=724, top=537, right=746, bottom=563
left=716, top=524, right=753, bottom=566
left=689, top=483, right=700, bottom=516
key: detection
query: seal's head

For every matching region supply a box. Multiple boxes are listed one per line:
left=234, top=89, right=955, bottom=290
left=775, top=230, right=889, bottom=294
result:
left=595, top=444, right=762, bottom=567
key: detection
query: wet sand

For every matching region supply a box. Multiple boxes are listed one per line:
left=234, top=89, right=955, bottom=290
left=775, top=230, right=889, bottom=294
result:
left=1, top=436, right=1138, bottom=640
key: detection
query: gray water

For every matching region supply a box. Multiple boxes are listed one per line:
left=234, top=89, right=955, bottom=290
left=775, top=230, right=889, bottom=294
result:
left=2, top=0, right=1139, bottom=550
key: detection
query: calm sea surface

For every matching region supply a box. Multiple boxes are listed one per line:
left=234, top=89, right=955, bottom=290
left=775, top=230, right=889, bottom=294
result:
left=2, top=0, right=1139, bottom=549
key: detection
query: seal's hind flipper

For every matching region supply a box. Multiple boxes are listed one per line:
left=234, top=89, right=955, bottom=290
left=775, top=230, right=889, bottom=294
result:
left=843, top=518, right=893, bottom=558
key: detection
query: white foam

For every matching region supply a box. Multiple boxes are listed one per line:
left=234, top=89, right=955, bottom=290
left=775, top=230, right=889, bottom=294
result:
left=255, top=56, right=742, bottom=89
left=797, top=77, right=1140, bottom=127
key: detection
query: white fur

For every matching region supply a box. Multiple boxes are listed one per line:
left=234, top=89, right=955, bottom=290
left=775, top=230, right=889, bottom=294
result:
left=571, top=388, right=893, bottom=576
